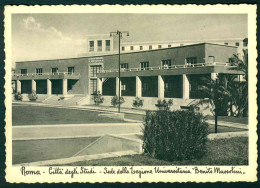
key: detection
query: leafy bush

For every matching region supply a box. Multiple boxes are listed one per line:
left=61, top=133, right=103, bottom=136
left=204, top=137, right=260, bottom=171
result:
left=132, top=97, right=144, bottom=108
left=92, top=91, right=104, bottom=106
left=14, top=92, right=23, bottom=101
left=143, top=109, right=209, bottom=161
left=155, top=99, right=173, bottom=110
left=28, top=90, right=38, bottom=101
left=111, top=96, right=125, bottom=107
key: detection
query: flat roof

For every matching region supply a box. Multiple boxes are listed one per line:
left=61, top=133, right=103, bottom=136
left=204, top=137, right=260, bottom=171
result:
left=16, top=42, right=237, bottom=63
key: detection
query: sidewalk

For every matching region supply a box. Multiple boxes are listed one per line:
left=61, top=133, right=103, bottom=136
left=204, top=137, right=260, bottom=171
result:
left=206, top=120, right=248, bottom=130
left=13, top=123, right=143, bottom=141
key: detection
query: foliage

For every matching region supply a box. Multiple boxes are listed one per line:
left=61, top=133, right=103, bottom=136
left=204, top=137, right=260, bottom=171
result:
left=227, top=49, right=248, bottom=117
left=155, top=99, right=173, bottom=111
left=192, top=75, right=232, bottom=116
left=28, top=90, right=38, bottom=101
left=14, top=92, right=23, bottom=101
left=111, top=96, right=125, bottom=107
left=192, top=50, right=248, bottom=117
left=143, top=109, right=209, bottom=161
left=132, top=97, right=144, bottom=108
left=92, top=91, right=104, bottom=106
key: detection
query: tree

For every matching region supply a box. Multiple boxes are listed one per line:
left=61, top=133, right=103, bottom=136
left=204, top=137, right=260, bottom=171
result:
left=191, top=75, right=232, bottom=133
left=227, top=49, right=248, bottom=117
left=193, top=49, right=248, bottom=118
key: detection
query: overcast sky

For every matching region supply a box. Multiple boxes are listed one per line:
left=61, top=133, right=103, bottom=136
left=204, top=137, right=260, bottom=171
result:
left=12, top=13, right=248, bottom=67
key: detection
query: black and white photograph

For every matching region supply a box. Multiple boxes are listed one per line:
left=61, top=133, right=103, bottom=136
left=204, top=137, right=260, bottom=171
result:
left=4, top=5, right=257, bottom=183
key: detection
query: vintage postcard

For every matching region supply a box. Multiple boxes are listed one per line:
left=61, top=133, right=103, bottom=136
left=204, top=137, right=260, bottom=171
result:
left=4, top=4, right=257, bottom=183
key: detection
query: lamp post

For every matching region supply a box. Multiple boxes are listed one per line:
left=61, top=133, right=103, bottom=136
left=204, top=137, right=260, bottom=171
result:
left=110, top=30, right=129, bottom=113
left=215, top=78, right=219, bottom=133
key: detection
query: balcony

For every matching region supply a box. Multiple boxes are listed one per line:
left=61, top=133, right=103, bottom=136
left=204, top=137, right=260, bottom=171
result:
left=97, top=62, right=241, bottom=78
left=12, top=72, right=81, bottom=80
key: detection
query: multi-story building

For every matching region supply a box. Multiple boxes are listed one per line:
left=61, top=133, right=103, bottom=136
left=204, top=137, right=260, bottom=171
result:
left=12, top=42, right=243, bottom=112
left=78, top=34, right=248, bottom=59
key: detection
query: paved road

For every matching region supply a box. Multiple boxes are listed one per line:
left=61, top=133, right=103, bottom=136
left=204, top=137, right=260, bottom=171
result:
left=13, top=123, right=143, bottom=140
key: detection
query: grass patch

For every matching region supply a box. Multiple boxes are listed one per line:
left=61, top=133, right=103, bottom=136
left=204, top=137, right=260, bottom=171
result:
left=12, top=104, right=125, bottom=125
left=13, top=137, right=99, bottom=164
left=68, top=137, right=248, bottom=166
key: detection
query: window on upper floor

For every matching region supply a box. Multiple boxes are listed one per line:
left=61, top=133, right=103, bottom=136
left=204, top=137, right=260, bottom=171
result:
left=68, top=67, right=74, bottom=74
left=21, top=69, right=27, bottom=75
left=89, top=41, right=94, bottom=52
left=130, top=46, right=134, bottom=50
left=51, top=68, right=58, bottom=74
left=36, top=68, right=42, bottom=75
left=149, top=45, right=152, bottom=50
left=235, top=42, right=240, bottom=46
left=186, top=57, right=197, bottom=64
left=105, top=40, right=110, bottom=51
left=161, top=59, right=172, bottom=67
left=90, top=65, right=102, bottom=77
left=168, top=44, right=171, bottom=48
left=243, top=39, right=248, bottom=47
left=97, top=40, right=102, bottom=52
left=140, top=61, right=149, bottom=70
left=208, top=56, right=215, bottom=63
left=140, top=46, right=143, bottom=50
left=158, top=45, right=162, bottom=49
left=122, top=46, right=125, bottom=51
left=120, top=63, right=129, bottom=70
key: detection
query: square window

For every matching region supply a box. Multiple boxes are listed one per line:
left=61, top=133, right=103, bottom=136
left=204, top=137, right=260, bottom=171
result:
left=90, top=65, right=102, bottom=77
left=52, top=68, right=58, bottom=74
left=36, top=68, right=42, bottom=75
left=120, top=63, right=129, bottom=69
left=140, top=61, right=149, bottom=70
left=158, top=45, right=162, bottom=49
left=68, top=67, right=74, bottom=74
left=21, top=69, right=27, bottom=75
left=130, top=46, right=134, bottom=50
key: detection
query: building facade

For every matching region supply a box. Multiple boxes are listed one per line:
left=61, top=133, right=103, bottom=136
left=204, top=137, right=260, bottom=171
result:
left=78, top=34, right=248, bottom=59
left=12, top=43, right=243, bottom=111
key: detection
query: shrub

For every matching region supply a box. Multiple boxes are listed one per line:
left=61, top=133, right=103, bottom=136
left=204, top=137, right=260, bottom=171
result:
left=92, top=91, right=104, bottom=106
left=143, top=109, right=209, bottom=161
left=28, top=90, right=38, bottom=101
left=111, top=96, right=125, bottom=107
left=155, top=99, right=173, bottom=110
left=14, top=92, right=23, bottom=101
left=132, top=97, right=144, bottom=108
